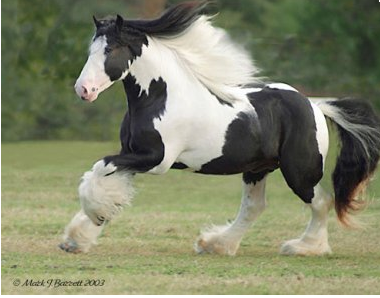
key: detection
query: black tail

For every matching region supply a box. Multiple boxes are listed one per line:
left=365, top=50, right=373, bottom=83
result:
left=315, top=98, right=380, bottom=226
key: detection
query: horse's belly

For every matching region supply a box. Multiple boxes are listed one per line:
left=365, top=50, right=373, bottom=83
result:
left=175, top=150, right=279, bottom=175
left=175, top=138, right=274, bottom=175
left=173, top=115, right=245, bottom=172
left=176, top=146, right=224, bottom=172
left=174, top=108, right=265, bottom=174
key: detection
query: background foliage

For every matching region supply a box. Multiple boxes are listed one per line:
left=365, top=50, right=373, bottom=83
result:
left=2, top=0, right=380, bottom=141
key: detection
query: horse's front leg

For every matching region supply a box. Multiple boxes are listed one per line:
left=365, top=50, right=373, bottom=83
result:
left=59, top=209, right=104, bottom=253
left=60, top=152, right=163, bottom=253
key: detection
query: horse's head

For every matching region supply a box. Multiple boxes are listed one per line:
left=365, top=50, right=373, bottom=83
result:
left=74, top=15, right=147, bottom=102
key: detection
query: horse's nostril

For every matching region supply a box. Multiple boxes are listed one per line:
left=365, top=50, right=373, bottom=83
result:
left=82, top=86, right=88, bottom=95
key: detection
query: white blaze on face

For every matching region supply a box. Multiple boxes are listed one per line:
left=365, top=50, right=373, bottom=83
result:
left=74, top=35, right=114, bottom=102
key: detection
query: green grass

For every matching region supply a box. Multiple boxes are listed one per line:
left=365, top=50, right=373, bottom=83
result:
left=2, top=141, right=380, bottom=294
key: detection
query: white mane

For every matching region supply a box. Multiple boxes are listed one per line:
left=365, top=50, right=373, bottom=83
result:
left=155, top=16, right=260, bottom=103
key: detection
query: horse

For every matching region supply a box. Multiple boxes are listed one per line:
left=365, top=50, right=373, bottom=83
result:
left=60, top=2, right=380, bottom=256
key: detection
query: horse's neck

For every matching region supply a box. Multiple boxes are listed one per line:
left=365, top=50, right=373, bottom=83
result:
left=126, top=37, right=208, bottom=103
left=124, top=36, right=252, bottom=116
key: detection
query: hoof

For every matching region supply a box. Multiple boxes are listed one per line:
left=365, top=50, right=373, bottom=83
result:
left=194, top=231, right=240, bottom=256
left=280, top=238, right=332, bottom=256
left=59, top=239, right=81, bottom=254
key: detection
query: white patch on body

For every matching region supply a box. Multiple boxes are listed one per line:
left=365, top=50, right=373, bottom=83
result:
left=266, top=83, right=298, bottom=92
left=309, top=101, right=329, bottom=163
left=128, top=42, right=161, bottom=96
left=244, top=87, right=263, bottom=94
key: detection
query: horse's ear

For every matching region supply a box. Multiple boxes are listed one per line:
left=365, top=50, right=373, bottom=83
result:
left=93, top=15, right=101, bottom=29
left=115, top=14, right=124, bottom=33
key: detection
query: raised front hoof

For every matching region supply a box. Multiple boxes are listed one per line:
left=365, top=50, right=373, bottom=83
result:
left=194, top=236, right=239, bottom=256
left=58, top=239, right=82, bottom=254
left=280, top=238, right=332, bottom=256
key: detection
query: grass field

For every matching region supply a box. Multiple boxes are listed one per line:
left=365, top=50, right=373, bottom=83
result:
left=2, top=141, right=380, bottom=294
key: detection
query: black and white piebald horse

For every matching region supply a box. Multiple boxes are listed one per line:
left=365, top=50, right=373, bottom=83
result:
left=60, top=2, right=380, bottom=255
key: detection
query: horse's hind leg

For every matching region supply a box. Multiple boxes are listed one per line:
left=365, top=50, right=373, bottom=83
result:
left=280, top=102, right=333, bottom=255
left=280, top=184, right=333, bottom=255
left=278, top=160, right=334, bottom=255
left=195, top=172, right=267, bottom=256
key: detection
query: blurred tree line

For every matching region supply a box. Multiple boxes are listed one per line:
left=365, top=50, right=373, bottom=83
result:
left=2, top=0, right=379, bottom=141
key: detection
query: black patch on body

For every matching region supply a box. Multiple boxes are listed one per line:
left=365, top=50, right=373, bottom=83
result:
left=171, top=162, right=189, bottom=170
left=198, top=112, right=278, bottom=175
left=198, top=87, right=323, bottom=203
left=243, top=171, right=270, bottom=185
left=250, top=87, right=323, bottom=203
left=104, top=74, right=167, bottom=172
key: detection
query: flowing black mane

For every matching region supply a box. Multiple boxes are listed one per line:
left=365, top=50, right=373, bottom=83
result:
left=125, top=1, right=208, bottom=37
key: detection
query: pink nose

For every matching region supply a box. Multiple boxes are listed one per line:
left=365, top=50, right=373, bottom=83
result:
left=74, top=82, right=98, bottom=101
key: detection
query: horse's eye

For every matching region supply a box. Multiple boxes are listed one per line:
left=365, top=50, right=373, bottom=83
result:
left=104, top=47, right=112, bottom=55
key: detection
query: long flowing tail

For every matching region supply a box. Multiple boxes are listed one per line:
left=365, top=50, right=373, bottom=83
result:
left=314, top=98, right=380, bottom=226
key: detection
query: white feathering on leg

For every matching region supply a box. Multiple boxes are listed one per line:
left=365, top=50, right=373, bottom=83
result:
left=61, top=209, right=104, bottom=253
left=79, top=160, right=135, bottom=226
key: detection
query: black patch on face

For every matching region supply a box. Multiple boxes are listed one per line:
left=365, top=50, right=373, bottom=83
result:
left=117, top=74, right=167, bottom=171
left=104, top=46, right=133, bottom=81
left=93, top=18, right=148, bottom=81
